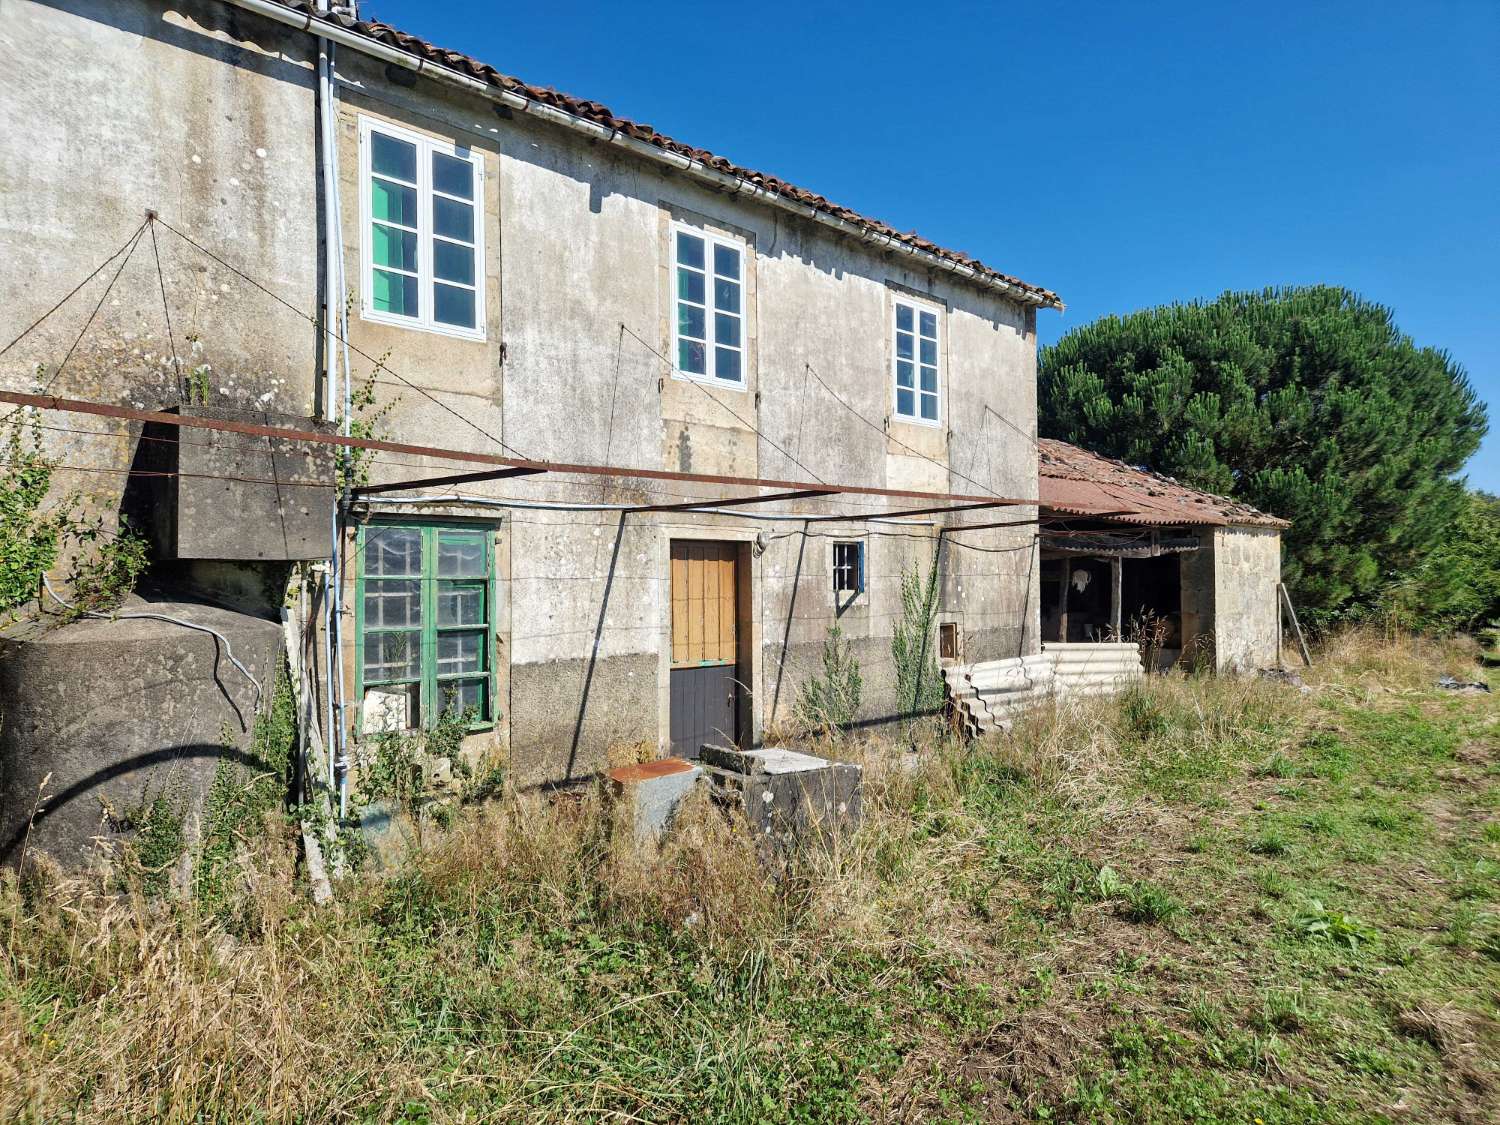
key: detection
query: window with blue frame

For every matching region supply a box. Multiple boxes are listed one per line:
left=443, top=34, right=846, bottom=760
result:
left=358, top=523, right=492, bottom=731
left=832, top=540, right=865, bottom=596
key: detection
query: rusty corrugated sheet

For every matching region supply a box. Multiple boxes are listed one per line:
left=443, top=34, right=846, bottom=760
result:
left=1038, top=439, right=1288, bottom=528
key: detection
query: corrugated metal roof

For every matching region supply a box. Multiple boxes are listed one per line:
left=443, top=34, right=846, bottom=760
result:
left=274, top=2, right=1062, bottom=310
left=1038, top=439, right=1288, bottom=528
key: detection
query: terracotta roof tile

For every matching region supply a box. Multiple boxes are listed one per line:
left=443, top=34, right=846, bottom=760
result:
left=1038, top=439, right=1288, bottom=528
left=279, top=2, right=1061, bottom=309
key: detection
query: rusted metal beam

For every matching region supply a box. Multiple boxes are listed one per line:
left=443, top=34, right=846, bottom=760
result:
left=941, top=516, right=1042, bottom=533
left=352, top=466, right=545, bottom=497
left=806, top=500, right=1011, bottom=523
left=628, top=488, right=839, bottom=514
left=0, top=391, right=1036, bottom=508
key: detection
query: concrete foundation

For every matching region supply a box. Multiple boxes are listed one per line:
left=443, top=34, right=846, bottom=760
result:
left=0, top=598, right=283, bottom=867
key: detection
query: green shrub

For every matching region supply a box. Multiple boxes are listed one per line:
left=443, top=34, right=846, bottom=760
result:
left=892, top=561, right=944, bottom=718
left=796, top=623, right=863, bottom=733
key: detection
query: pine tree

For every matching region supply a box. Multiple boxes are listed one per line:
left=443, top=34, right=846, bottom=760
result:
left=1040, top=287, right=1487, bottom=621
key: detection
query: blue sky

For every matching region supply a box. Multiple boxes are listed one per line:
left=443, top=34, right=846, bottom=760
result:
left=367, top=0, right=1500, bottom=489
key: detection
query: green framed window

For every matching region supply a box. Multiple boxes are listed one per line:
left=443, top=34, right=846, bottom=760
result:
left=357, top=522, right=493, bottom=732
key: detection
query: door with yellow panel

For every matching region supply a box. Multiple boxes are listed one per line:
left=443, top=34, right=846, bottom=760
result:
left=669, top=541, right=741, bottom=758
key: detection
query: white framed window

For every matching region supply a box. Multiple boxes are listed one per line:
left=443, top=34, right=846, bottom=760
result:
left=832, top=541, right=865, bottom=595
left=673, top=223, right=744, bottom=385
left=359, top=117, right=484, bottom=339
left=892, top=297, right=941, bottom=424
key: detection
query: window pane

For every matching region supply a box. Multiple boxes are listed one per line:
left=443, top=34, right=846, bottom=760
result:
left=437, top=630, right=485, bottom=676
left=676, top=231, right=705, bottom=269
left=896, top=360, right=914, bottom=388
left=434, top=282, right=476, bottom=328
left=362, top=683, right=418, bottom=734
left=897, top=387, right=914, bottom=416
left=678, top=303, right=705, bottom=342
left=896, top=303, right=913, bottom=332
left=713, top=277, right=740, bottom=314
left=372, top=269, right=418, bottom=317
left=363, top=631, right=420, bottom=681
left=371, top=178, right=417, bottom=227
left=920, top=364, right=937, bottom=392
left=714, top=312, right=740, bottom=348
left=714, top=346, right=741, bottom=382
left=365, top=526, right=423, bottom=575
left=678, top=339, right=706, bottom=374
left=920, top=393, right=938, bottom=421
left=920, top=310, right=937, bottom=338
left=713, top=243, right=740, bottom=280
left=364, top=579, right=421, bottom=628
left=438, top=582, right=485, bottom=626
left=433, top=239, right=475, bottom=285
left=433, top=196, right=474, bottom=243
left=919, top=337, right=937, bottom=365
left=677, top=267, right=705, bottom=305
left=895, top=331, right=913, bottom=360
left=438, top=678, right=485, bottom=719
left=432, top=151, right=474, bottom=200
left=371, top=224, right=417, bottom=272
left=438, top=533, right=487, bottom=577
left=371, top=132, right=417, bottom=182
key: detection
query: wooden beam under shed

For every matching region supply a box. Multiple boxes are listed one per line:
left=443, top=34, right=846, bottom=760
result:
left=628, top=488, right=839, bottom=514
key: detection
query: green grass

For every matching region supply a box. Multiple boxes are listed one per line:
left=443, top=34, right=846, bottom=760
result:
left=2, top=630, right=1497, bottom=1122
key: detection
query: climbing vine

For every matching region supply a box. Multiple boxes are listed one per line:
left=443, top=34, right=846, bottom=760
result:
left=0, top=414, right=70, bottom=618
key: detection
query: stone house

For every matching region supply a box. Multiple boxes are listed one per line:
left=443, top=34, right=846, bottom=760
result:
left=1, top=0, right=1083, bottom=859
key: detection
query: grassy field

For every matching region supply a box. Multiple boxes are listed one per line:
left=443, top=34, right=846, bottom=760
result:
left=3, top=629, right=1498, bottom=1123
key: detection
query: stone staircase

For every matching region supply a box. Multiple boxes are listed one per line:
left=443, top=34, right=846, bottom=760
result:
left=944, top=642, right=1145, bottom=737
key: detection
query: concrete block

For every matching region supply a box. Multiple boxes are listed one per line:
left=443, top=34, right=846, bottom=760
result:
left=605, top=757, right=703, bottom=844
left=125, top=405, right=335, bottom=562
left=701, top=746, right=862, bottom=848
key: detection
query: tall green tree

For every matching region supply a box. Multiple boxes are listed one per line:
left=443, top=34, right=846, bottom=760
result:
left=1384, top=491, right=1500, bottom=633
left=1040, top=287, right=1487, bottom=620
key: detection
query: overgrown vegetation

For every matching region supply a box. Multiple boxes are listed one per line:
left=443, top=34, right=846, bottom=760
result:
left=193, top=669, right=298, bottom=927
left=892, top=560, right=944, bottom=720
left=0, top=415, right=71, bottom=618
left=1382, top=489, right=1500, bottom=634
left=795, top=622, right=863, bottom=733
left=356, top=700, right=479, bottom=844
left=2, top=629, right=1496, bottom=1122
left=0, top=414, right=150, bottom=620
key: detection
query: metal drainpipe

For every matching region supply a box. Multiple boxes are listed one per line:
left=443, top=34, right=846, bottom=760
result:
left=315, top=0, right=348, bottom=811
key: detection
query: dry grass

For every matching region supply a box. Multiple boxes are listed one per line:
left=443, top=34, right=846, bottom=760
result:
left=2, top=629, right=1496, bottom=1122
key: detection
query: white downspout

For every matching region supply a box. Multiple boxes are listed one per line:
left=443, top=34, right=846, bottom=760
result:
left=315, top=0, right=349, bottom=812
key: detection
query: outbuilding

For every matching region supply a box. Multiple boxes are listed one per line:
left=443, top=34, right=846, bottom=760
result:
left=1036, top=440, right=1289, bottom=671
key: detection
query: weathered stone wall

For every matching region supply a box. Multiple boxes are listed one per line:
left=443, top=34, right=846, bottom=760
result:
left=3, top=5, right=1043, bottom=790
left=0, top=0, right=321, bottom=537
left=327, top=52, right=1042, bottom=781
left=1211, top=527, right=1282, bottom=671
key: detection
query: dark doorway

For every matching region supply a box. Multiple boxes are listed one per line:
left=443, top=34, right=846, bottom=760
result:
left=669, top=541, right=742, bottom=758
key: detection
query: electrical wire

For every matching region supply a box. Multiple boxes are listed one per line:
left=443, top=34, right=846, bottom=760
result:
left=151, top=215, right=533, bottom=461
left=40, top=572, right=263, bottom=709
left=618, top=323, right=828, bottom=485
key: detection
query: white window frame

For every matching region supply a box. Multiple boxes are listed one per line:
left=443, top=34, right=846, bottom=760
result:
left=891, top=294, right=942, bottom=426
left=671, top=221, right=746, bottom=389
left=358, top=116, right=485, bottom=341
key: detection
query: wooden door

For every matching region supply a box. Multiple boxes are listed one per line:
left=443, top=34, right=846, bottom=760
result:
left=669, top=541, right=740, bottom=758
